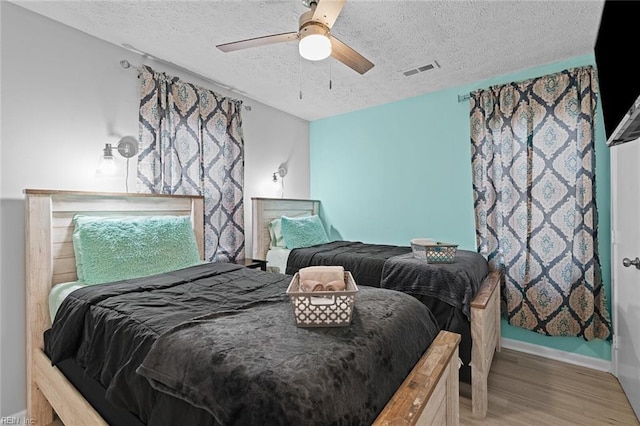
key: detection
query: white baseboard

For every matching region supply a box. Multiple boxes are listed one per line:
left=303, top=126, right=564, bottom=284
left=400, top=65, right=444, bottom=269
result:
left=501, top=338, right=612, bottom=372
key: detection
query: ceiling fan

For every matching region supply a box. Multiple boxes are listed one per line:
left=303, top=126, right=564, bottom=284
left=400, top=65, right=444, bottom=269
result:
left=216, top=0, right=374, bottom=75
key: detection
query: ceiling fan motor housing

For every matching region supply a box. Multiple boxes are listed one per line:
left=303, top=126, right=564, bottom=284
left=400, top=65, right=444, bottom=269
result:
left=299, top=21, right=330, bottom=39
left=299, top=7, right=327, bottom=32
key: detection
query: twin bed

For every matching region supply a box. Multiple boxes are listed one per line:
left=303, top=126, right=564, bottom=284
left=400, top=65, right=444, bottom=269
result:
left=26, top=189, right=462, bottom=426
left=252, top=197, right=502, bottom=418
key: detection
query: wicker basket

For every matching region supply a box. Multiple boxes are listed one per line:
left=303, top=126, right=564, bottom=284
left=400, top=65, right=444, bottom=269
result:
left=411, top=239, right=458, bottom=263
left=286, top=272, right=358, bottom=327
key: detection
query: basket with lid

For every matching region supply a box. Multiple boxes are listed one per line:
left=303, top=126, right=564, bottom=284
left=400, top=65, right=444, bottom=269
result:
left=411, top=238, right=458, bottom=263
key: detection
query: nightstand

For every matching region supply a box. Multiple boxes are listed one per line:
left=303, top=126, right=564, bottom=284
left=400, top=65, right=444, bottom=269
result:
left=235, top=258, right=267, bottom=271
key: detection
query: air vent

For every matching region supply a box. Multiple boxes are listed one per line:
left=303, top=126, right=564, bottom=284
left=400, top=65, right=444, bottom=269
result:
left=403, top=61, right=440, bottom=77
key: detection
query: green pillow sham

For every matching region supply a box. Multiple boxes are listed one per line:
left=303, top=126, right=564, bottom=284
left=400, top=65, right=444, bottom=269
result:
left=280, top=215, right=329, bottom=250
left=268, top=213, right=310, bottom=248
left=72, top=214, right=201, bottom=285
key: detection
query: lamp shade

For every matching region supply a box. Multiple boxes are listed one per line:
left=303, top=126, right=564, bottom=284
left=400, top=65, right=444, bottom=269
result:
left=299, top=25, right=332, bottom=61
left=96, top=143, right=117, bottom=176
left=97, top=156, right=117, bottom=176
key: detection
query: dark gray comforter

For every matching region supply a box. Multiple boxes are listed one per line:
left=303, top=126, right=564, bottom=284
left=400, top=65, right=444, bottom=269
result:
left=286, top=241, right=412, bottom=287
left=381, top=251, right=489, bottom=320
left=45, top=262, right=439, bottom=426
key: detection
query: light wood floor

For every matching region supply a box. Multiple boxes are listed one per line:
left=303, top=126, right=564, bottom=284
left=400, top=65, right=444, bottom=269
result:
left=51, top=348, right=639, bottom=426
left=460, top=348, right=639, bottom=425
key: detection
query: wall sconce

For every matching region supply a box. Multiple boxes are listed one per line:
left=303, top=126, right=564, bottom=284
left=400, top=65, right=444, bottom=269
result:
left=96, top=136, right=139, bottom=176
left=272, top=166, right=286, bottom=183
left=272, top=166, right=287, bottom=198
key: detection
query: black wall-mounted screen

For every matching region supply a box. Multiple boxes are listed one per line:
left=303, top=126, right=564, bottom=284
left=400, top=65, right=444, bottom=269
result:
left=594, top=0, right=640, bottom=138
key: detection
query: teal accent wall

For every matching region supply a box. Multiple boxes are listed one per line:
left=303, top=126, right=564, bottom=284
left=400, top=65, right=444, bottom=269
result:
left=310, top=53, right=612, bottom=361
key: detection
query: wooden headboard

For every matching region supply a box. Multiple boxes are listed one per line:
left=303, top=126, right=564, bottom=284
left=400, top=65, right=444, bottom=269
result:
left=25, top=189, right=204, bottom=354
left=251, top=197, right=320, bottom=261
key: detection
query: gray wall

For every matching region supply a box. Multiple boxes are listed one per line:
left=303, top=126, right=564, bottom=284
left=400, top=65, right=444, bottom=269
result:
left=0, top=2, right=310, bottom=416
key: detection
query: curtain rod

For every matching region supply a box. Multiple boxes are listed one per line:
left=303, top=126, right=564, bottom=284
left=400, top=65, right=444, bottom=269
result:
left=119, top=47, right=252, bottom=111
left=457, top=65, right=594, bottom=104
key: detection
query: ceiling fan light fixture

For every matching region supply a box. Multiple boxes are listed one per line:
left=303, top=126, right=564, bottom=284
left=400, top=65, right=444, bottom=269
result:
left=299, top=24, right=332, bottom=61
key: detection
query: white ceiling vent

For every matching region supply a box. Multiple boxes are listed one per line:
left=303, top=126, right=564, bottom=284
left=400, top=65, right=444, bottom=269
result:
left=403, top=61, right=440, bottom=77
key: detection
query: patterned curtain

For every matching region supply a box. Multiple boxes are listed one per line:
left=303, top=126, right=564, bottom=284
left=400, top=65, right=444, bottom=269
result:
left=470, top=66, right=611, bottom=340
left=137, top=66, right=245, bottom=262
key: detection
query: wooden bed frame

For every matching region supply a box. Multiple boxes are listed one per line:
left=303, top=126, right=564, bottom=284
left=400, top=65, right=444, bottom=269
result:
left=252, top=196, right=502, bottom=418
left=26, top=189, right=461, bottom=426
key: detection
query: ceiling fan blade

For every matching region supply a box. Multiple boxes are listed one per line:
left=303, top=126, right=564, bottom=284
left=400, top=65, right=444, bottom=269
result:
left=329, top=35, right=374, bottom=75
left=217, top=32, right=298, bottom=53
left=312, top=0, right=346, bottom=29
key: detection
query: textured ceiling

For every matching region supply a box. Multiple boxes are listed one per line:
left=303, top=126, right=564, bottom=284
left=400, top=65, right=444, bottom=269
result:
left=12, top=0, right=605, bottom=121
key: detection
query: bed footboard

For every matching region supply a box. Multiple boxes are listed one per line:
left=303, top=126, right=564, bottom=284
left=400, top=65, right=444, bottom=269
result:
left=469, top=270, right=502, bottom=418
left=374, top=330, right=461, bottom=426
left=31, top=333, right=460, bottom=426
left=31, top=350, right=107, bottom=426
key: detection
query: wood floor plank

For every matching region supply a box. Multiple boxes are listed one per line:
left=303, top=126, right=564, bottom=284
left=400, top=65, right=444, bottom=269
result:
left=460, top=348, right=639, bottom=425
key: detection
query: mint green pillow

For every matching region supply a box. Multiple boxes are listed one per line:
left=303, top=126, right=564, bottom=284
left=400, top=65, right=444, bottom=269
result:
left=72, top=215, right=201, bottom=285
left=280, top=215, right=329, bottom=249
left=268, top=214, right=310, bottom=248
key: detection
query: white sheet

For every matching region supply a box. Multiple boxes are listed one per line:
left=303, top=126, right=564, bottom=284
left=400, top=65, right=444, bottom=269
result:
left=48, top=281, right=88, bottom=323
left=266, top=247, right=291, bottom=274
